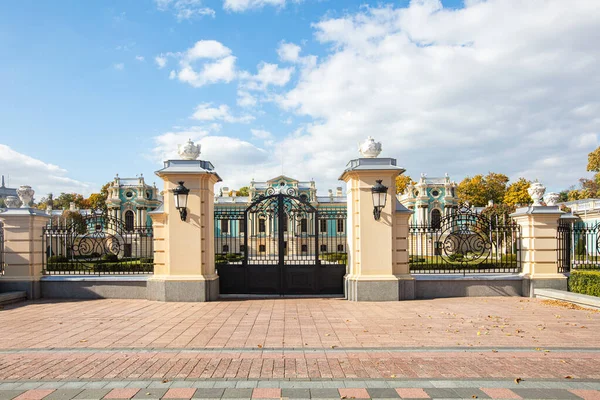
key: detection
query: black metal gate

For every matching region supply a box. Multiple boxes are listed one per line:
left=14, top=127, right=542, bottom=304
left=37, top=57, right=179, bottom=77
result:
left=215, top=194, right=347, bottom=295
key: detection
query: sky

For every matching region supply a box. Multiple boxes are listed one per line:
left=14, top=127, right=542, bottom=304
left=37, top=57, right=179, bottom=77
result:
left=0, top=0, right=599, bottom=198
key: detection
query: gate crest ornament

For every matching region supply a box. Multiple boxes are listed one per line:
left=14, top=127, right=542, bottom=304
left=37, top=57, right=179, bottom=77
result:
left=178, top=139, right=201, bottom=160
left=358, top=136, right=382, bottom=158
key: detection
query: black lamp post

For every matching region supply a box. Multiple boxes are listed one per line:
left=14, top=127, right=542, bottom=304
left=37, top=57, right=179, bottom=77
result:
left=173, top=181, right=190, bottom=222
left=371, top=180, right=388, bottom=221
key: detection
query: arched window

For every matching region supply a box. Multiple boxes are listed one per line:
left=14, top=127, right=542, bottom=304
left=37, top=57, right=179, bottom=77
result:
left=125, top=210, right=135, bottom=232
left=431, top=209, right=441, bottom=230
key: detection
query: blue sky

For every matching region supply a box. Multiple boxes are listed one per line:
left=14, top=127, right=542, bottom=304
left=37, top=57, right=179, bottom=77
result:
left=0, top=0, right=598, bottom=197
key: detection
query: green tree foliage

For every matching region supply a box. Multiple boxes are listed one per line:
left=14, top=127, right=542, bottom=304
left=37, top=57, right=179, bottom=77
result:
left=503, top=178, right=532, bottom=206
left=395, top=175, right=415, bottom=194
left=236, top=186, right=250, bottom=196
left=0, top=198, right=5, bottom=208
left=457, top=173, right=509, bottom=206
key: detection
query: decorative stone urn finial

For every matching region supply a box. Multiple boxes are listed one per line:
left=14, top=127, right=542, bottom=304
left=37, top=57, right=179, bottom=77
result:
left=178, top=138, right=201, bottom=160
left=16, top=185, right=34, bottom=208
left=4, top=196, right=21, bottom=208
left=528, top=181, right=546, bottom=206
left=544, top=192, right=560, bottom=206
left=358, top=136, right=382, bottom=158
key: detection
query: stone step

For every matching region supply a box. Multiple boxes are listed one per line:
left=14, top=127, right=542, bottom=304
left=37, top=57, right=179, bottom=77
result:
left=0, top=291, right=27, bottom=306
left=534, top=288, right=600, bottom=310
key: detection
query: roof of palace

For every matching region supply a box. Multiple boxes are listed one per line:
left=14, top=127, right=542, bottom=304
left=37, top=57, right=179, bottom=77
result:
left=0, top=175, right=17, bottom=198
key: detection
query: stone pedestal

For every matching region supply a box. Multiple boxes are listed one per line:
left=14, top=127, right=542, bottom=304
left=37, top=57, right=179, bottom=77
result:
left=511, top=206, right=567, bottom=297
left=340, top=158, right=414, bottom=301
left=147, top=159, right=221, bottom=302
left=0, top=208, right=50, bottom=299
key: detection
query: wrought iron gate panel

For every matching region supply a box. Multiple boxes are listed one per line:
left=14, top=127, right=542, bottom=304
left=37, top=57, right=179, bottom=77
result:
left=409, top=205, right=521, bottom=274
left=0, top=221, right=4, bottom=276
left=216, top=194, right=347, bottom=295
left=557, top=220, right=600, bottom=272
left=42, top=210, right=154, bottom=275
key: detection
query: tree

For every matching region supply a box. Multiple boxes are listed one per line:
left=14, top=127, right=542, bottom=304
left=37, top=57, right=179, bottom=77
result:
left=503, top=178, right=532, bottom=206
left=457, top=173, right=509, bottom=207
left=395, top=175, right=415, bottom=194
left=587, top=146, right=600, bottom=172
left=0, top=198, right=4, bottom=208
left=236, top=186, right=250, bottom=196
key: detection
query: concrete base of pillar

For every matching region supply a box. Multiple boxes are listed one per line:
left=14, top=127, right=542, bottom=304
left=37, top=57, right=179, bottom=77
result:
left=345, top=276, right=415, bottom=301
left=147, top=276, right=219, bottom=302
left=522, top=274, right=568, bottom=298
left=0, top=278, right=40, bottom=300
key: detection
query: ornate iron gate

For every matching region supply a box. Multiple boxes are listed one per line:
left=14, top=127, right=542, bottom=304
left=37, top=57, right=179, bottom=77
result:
left=42, top=210, right=153, bottom=275
left=0, top=221, right=4, bottom=276
left=409, top=205, right=521, bottom=274
left=557, top=220, right=600, bottom=273
left=215, top=194, right=347, bottom=295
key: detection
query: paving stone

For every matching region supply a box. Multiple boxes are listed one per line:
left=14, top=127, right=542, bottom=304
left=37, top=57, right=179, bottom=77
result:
left=450, top=388, right=490, bottom=399
left=0, top=391, right=26, bottom=400
left=0, top=385, right=22, bottom=391
left=132, top=389, right=168, bottom=399
left=212, top=382, right=237, bottom=389
left=366, top=388, right=400, bottom=398
left=318, top=382, right=344, bottom=389
left=281, top=388, right=310, bottom=399
left=104, top=388, right=140, bottom=399
left=338, top=388, right=369, bottom=399
left=235, top=382, right=257, bottom=389
left=36, top=385, right=65, bottom=391
left=307, top=389, right=339, bottom=399
left=191, top=389, right=224, bottom=399
left=190, top=383, right=214, bottom=389
left=81, top=384, right=108, bottom=390
left=479, top=388, right=520, bottom=399
left=14, top=384, right=44, bottom=391
left=255, top=383, right=278, bottom=389
left=512, top=388, right=581, bottom=399
left=221, top=389, right=253, bottom=398
left=58, top=385, right=85, bottom=391
left=365, top=382, right=390, bottom=389
left=251, top=388, right=280, bottom=399
left=73, top=389, right=112, bottom=400
left=394, top=388, right=430, bottom=399
left=146, top=383, right=171, bottom=390
left=163, top=389, right=196, bottom=399
left=342, top=381, right=367, bottom=389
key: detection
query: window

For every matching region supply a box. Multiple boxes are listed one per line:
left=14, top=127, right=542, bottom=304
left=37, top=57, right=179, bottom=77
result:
left=320, top=244, right=327, bottom=252
left=259, top=244, right=266, bottom=252
left=124, top=244, right=132, bottom=258
left=283, top=216, right=288, bottom=232
left=431, top=209, right=442, bottom=230
left=240, top=245, right=246, bottom=252
left=125, top=210, right=134, bottom=232
left=221, top=219, right=229, bottom=234
left=337, top=244, right=344, bottom=252
left=300, top=194, right=309, bottom=202
left=301, top=244, right=308, bottom=252
left=301, top=218, right=307, bottom=233
left=337, top=219, right=344, bottom=233
left=222, top=244, right=229, bottom=253
left=431, top=189, right=439, bottom=197
left=319, top=219, right=327, bottom=233
left=240, top=219, right=245, bottom=233
left=259, top=218, right=266, bottom=233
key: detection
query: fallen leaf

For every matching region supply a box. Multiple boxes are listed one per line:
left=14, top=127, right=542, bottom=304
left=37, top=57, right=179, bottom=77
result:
left=331, top=345, right=337, bottom=349
left=492, top=350, right=498, bottom=353
left=565, top=376, right=573, bottom=379
left=162, top=379, right=169, bottom=383
left=80, top=339, right=88, bottom=343
left=257, top=344, right=263, bottom=348
left=390, top=374, right=396, bottom=378
left=515, top=378, right=522, bottom=384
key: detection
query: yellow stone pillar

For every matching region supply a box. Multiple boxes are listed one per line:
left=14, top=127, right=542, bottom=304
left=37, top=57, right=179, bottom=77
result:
left=0, top=209, right=50, bottom=299
left=510, top=206, right=567, bottom=297
left=147, top=156, right=222, bottom=302
left=340, top=157, right=414, bottom=301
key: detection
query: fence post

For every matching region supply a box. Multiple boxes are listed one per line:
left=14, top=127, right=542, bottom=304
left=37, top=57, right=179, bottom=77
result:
left=510, top=205, right=567, bottom=297
left=0, top=208, right=50, bottom=299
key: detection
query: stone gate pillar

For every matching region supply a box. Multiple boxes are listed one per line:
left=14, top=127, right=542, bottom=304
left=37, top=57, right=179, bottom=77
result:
left=0, top=190, right=50, bottom=299
left=147, top=140, right=222, bottom=302
left=339, top=138, right=414, bottom=301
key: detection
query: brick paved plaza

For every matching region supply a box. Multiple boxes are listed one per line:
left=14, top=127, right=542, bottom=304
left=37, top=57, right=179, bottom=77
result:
left=1, top=297, right=600, bottom=399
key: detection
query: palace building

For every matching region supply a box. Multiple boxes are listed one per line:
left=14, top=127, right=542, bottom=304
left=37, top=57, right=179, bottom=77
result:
left=105, top=174, right=162, bottom=229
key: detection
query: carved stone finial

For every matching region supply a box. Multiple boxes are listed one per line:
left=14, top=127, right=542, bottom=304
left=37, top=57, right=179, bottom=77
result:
left=544, top=192, right=560, bottom=206
left=358, top=136, right=382, bottom=158
left=178, top=138, right=201, bottom=160
left=4, top=196, right=21, bottom=208
left=528, top=181, right=546, bottom=206
left=16, top=185, right=34, bottom=208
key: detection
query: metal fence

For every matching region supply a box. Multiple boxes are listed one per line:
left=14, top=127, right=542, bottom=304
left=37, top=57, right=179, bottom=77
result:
left=0, top=221, right=4, bottom=276
left=42, top=210, right=153, bottom=275
left=557, top=220, right=600, bottom=273
left=409, top=206, right=521, bottom=274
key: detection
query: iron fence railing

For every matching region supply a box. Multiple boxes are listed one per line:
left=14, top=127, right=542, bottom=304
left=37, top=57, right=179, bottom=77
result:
left=0, top=221, right=5, bottom=276
left=557, top=220, right=600, bottom=273
left=409, top=206, right=521, bottom=274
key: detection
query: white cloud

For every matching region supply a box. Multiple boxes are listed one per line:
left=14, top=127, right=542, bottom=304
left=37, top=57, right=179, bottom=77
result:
left=155, top=0, right=215, bottom=21
left=113, top=63, right=124, bottom=70
left=277, top=41, right=301, bottom=62
left=159, top=41, right=237, bottom=87
left=191, top=103, right=254, bottom=123
left=251, top=129, right=273, bottom=140
left=135, top=55, right=145, bottom=62
left=0, top=144, right=91, bottom=197
left=224, top=0, right=300, bottom=12
left=272, top=0, right=600, bottom=193
left=237, top=90, right=257, bottom=107
left=155, top=55, right=167, bottom=69
left=240, top=62, right=294, bottom=91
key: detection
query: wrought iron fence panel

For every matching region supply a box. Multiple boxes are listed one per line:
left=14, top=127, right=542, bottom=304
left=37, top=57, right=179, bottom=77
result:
left=0, top=221, right=4, bottom=276
left=558, top=221, right=600, bottom=272
left=42, top=210, right=154, bottom=275
left=409, top=205, right=521, bottom=274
